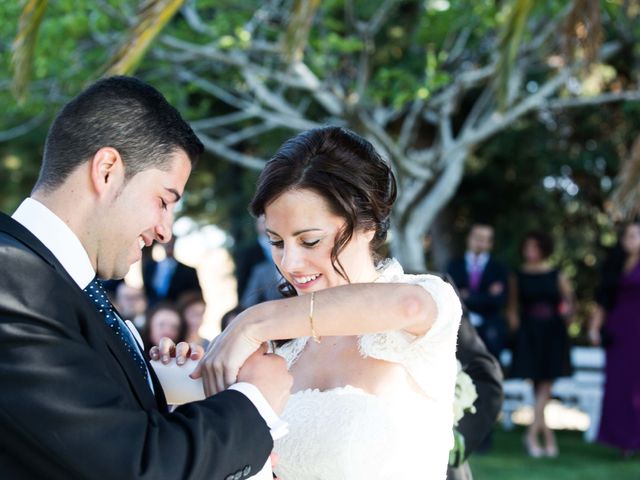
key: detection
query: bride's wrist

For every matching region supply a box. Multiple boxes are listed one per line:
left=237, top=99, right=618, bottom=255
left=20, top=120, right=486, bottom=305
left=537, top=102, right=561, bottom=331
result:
left=243, top=302, right=273, bottom=344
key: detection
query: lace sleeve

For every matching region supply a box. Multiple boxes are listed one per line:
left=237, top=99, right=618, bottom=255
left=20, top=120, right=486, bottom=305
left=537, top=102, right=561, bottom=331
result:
left=275, top=337, right=309, bottom=369
left=358, top=273, right=462, bottom=401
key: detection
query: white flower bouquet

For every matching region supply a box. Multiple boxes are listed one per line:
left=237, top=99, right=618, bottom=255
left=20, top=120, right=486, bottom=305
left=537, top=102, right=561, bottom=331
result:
left=449, top=360, right=478, bottom=466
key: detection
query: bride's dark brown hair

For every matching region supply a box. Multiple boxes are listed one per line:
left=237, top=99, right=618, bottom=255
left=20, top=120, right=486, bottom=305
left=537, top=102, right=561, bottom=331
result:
left=250, top=126, right=397, bottom=297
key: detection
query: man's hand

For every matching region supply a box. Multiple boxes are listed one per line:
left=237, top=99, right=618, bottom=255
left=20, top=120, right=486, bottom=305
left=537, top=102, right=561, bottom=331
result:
left=489, top=281, right=504, bottom=296
left=238, top=348, right=292, bottom=416
left=149, top=339, right=205, bottom=366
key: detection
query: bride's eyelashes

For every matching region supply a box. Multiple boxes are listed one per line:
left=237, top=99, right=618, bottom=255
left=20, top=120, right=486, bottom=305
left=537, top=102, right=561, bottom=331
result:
left=267, top=237, right=322, bottom=249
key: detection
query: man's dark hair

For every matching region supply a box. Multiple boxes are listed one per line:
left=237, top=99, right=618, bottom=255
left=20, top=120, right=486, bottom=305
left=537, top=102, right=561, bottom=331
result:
left=35, top=76, right=204, bottom=193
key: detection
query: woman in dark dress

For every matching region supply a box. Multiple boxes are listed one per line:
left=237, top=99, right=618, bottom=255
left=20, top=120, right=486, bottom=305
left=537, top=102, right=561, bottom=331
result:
left=590, top=222, right=640, bottom=457
left=508, top=231, right=574, bottom=458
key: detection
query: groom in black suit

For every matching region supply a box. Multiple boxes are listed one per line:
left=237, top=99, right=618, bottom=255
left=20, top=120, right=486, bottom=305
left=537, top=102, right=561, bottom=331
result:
left=447, top=223, right=509, bottom=360
left=0, top=76, right=291, bottom=479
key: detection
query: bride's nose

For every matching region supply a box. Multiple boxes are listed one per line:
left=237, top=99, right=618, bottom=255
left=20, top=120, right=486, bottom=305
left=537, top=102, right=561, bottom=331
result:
left=280, top=244, right=305, bottom=272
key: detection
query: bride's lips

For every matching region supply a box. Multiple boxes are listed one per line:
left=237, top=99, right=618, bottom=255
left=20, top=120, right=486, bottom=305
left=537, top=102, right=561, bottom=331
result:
left=289, top=273, right=322, bottom=290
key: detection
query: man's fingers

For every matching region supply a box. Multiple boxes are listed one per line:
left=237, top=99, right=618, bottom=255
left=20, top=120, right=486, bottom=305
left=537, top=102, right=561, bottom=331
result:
left=149, top=346, right=160, bottom=361
left=190, top=343, right=205, bottom=360
left=175, top=342, right=190, bottom=365
left=158, top=337, right=177, bottom=363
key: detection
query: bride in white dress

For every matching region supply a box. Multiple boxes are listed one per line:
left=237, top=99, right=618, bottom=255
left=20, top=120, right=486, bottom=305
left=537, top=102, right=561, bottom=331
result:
left=202, top=126, right=462, bottom=479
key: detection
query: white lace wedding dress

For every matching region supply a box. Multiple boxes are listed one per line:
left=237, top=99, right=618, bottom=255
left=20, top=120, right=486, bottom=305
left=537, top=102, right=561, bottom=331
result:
left=274, top=259, right=462, bottom=480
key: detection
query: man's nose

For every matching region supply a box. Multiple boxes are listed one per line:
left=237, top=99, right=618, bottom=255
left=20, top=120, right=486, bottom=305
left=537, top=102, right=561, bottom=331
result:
left=154, top=213, right=173, bottom=243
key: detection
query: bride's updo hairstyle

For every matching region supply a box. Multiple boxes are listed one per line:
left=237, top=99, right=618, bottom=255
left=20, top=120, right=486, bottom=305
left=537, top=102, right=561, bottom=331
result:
left=250, top=126, right=397, bottom=294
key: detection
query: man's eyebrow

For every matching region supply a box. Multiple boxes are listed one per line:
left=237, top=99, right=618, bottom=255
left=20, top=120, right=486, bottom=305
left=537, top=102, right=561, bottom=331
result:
left=165, top=188, right=181, bottom=202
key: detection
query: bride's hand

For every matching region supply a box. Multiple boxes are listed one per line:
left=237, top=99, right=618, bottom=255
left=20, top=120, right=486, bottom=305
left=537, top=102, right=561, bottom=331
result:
left=190, top=313, right=263, bottom=395
left=149, top=338, right=205, bottom=365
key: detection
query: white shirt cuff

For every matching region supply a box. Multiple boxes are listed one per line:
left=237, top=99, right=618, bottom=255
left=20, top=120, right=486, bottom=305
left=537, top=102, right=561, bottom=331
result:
left=229, top=382, right=289, bottom=440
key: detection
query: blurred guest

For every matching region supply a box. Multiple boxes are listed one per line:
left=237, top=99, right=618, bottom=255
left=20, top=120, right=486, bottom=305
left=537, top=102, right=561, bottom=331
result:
left=113, top=281, right=147, bottom=331
left=177, top=291, right=210, bottom=350
left=234, top=216, right=271, bottom=302
left=141, top=303, right=187, bottom=358
left=508, top=231, right=574, bottom=458
left=142, top=237, right=202, bottom=307
left=240, top=259, right=282, bottom=308
left=590, top=222, right=640, bottom=457
left=447, top=223, right=509, bottom=360
left=220, top=306, right=244, bottom=332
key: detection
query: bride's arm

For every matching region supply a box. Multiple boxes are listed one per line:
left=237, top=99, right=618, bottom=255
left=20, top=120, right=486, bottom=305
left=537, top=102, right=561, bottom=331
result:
left=254, top=282, right=436, bottom=340
left=195, top=282, right=438, bottom=394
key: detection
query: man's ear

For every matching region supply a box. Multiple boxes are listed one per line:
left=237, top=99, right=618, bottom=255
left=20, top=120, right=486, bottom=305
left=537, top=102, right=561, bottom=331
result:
left=89, top=147, right=125, bottom=198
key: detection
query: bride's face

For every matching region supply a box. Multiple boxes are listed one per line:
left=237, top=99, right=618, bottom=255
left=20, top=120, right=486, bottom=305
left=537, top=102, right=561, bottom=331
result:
left=264, top=188, right=376, bottom=295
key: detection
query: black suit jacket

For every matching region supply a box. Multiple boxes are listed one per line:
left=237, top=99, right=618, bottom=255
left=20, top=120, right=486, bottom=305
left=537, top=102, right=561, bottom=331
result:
left=142, top=257, right=202, bottom=306
left=446, top=312, right=503, bottom=479
left=0, top=213, right=271, bottom=480
left=446, top=257, right=508, bottom=318
left=454, top=313, right=503, bottom=458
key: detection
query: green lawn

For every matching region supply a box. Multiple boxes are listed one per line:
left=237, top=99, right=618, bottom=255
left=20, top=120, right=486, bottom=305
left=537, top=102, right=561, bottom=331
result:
left=469, top=427, right=640, bottom=480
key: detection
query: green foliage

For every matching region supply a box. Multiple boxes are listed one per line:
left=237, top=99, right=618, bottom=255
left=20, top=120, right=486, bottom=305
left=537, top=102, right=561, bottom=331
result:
left=2, top=0, right=640, bottom=266
left=445, top=100, right=640, bottom=337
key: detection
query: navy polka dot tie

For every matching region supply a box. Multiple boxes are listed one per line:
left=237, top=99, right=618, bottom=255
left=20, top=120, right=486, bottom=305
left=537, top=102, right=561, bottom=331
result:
left=84, top=278, right=149, bottom=382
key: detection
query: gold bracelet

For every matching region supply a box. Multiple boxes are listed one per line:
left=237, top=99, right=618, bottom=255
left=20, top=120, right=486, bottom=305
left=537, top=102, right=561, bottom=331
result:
left=309, top=291, right=321, bottom=343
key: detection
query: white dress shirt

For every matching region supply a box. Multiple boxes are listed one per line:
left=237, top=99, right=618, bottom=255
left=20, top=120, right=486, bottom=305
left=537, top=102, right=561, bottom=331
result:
left=12, top=198, right=286, bottom=442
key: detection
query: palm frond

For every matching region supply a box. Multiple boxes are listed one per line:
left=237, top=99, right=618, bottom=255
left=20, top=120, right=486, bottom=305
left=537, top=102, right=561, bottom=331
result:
left=494, top=0, right=535, bottom=110
left=281, top=0, right=321, bottom=65
left=11, top=0, right=49, bottom=102
left=102, top=0, right=186, bottom=77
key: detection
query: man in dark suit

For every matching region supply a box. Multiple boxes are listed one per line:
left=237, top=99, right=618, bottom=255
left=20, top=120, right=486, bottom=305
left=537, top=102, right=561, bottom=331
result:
left=447, top=312, right=504, bottom=480
left=234, top=216, right=271, bottom=302
left=447, top=223, right=509, bottom=360
left=0, top=76, right=292, bottom=479
left=142, top=236, right=202, bottom=307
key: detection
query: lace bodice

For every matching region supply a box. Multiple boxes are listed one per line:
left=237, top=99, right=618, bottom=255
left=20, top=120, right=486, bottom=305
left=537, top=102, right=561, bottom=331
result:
left=274, top=259, right=462, bottom=479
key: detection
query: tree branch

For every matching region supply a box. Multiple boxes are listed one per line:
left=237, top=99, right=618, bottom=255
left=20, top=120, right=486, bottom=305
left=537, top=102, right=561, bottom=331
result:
left=242, top=68, right=300, bottom=117
left=189, top=111, right=255, bottom=131
left=196, top=131, right=267, bottom=170
left=0, top=114, right=46, bottom=142
left=398, top=100, right=424, bottom=153
left=358, top=111, right=432, bottom=180
left=545, top=89, right=640, bottom=109
left=219, top=122, right=277, bottom=147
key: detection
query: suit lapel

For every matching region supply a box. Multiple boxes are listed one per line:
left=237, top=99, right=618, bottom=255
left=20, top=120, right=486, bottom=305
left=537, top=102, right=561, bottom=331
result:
left=0, top=212, right=159, bottom=411
left=99, top=317, right=158, bottom=410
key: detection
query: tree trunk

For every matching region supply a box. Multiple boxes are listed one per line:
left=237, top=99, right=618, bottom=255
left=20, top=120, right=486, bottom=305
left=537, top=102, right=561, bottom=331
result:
left=389, top=148, right=468, bottom=272
left=429, top=206, right=456, bottom=273
left=390, top=220, right=426, bottom=272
